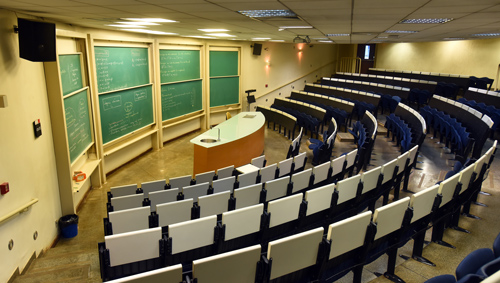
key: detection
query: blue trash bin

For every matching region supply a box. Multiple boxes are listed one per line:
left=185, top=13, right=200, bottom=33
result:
left=59, top=214, right=79, bottom=238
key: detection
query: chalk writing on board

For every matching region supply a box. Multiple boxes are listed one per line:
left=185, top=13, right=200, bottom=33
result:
left=64, top=89, right=92, bottom=162
left=160, top=80, right=202, bottom=120
left=59, top=54, right=83, bottom=96
left=159, top=50, right=200, bottom=83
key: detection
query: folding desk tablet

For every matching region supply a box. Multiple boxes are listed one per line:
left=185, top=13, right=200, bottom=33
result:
left=216, top=165, right=235, bottom=179
left=110, top=184, right=138, bottom=198
left=182, top=182, right=209, bottom=202
left=168, top=215, right=217, bottom=255
left=191, top=112, right=265, bottom=174
left=313, top=161, right=331, bottom=186
left=290, top=168, right=312, bottom=194
left=277, top=157, right=293, bottom=177
left=236, top=170, right=259, bottom=188
left=251, top=155, right=266, bottom=168
left=148, top=188, right=179, bottom=212
left=108, top=206, right=150, bottom=235
left=293, top=152, right=307, bottom=172
left=105, top=264, right=183, bottom=283
left=304, top=183, right=336, bottom=216
left=105, top=227, right=162, bottom=267
left=140, top=179, right=165, bottom=195
left=233, top=184, right=263, bottom=209
left=194, top=170, right=215, bottom=185
left=265, top=176, right=290, bottom=201
left=267, top=194, right=303, bottom=229
left=156, top=198, right=193, bottom=227
left=198, top=191, right=230, bottom=217
left=110, top=193, right=144, bottom=212
left=222, top=203, right=264, bottom=241
left=168, top=175, right=192, bottom=190
left=192, top=245, right=261, bottom=283
left=212, top=176, right=235, bottom=194
left=258, top=163, right=277, bottom=184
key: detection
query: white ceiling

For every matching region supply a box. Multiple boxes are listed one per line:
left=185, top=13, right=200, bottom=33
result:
left=2, top=0, right=500, bottom=44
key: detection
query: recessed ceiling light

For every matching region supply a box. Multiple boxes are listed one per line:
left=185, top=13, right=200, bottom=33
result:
left=122, top=18, right=177, bottom=23
left=121, top=28, right=177, bottom=35
left=443, top=37, right=465, bottom=40
left=107, top=24, right=147, bottom=28
left=326, top=34, right=349, bottom=37
left=318, top=40, right=334, bottom=43
left=116, top=21, right=159, bottom=26
left=385, top=30, right=418, bottom=34
left=280, top=26, right=313, bottom=29
left=471, top=33, right=500, bottom=37
left=198, top=29, right=229, bottom=32
left=377, top=36, right=388, bottom=39
left=269, top=40, right=285, bottom=42
left=183, top=35, right=216, bottom=39
left=400, top=18, right=453, bottom=24
left=311, top=37, right=329, bottom=40
left=252, top=38, right=271, bottom=41
left=205, top=33, right=236, bottom=37
left=238, top=10, right=296, bottom=18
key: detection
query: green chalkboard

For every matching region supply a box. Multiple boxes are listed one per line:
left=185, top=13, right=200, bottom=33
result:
left=59, top=54, right=83, bottom=96
left=64, top=88, right=93, bottom=163
left=160, top=50, right=200, bottom=83
left=210, top=77, right=239, bottom=107
left=161, top=80, right=202, bottom=121
left=94, top=46, right=149, bottom=93
left=209, top=51, right=238, bottom=77
left=99, top=85, right=154, bottom=144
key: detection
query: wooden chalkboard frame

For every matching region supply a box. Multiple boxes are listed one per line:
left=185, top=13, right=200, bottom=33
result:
left=59, top=53, right=84, bottom=96
left=209, top=49, right=240, bottom=107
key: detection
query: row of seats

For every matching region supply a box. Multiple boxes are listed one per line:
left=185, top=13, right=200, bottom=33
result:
left=255, top=105, right=298, bottom=140
left=286, top=127, right=303, bottom=159
left=407, top=88, right=432, bottom=109
left=334, top=71, right=438, bottom=93
left=420, top=106, right=474, bottom=161
left=468, top=76, right=494, bottom=90
left=368, top=68, right=472, bottom=90
left=321, top=77, right=410, bottom=102
left=99, top=144, right=424, bottom=281
left=308, top=119, right=338, bottom=166
left=385, top=113, right=414, bottom=153
left=289, top=90, right=355, bottom=131
left=463, top=87, right=500, bottom=109
left=271, top=104, right=322, bottom=138
left=435, top=82, right=460, bottom=100
left=100, top=141, right=495, bottom=283
left=458, top=97, right=500, bottom=137
left=106, top=153, right=307, bottom=214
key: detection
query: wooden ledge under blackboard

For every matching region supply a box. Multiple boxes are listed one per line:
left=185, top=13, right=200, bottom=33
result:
left=162, top=110, right=205, bottom=129
left=210, top=105, right=241, bottom=114
left=72, top=158, right=100, bottom=193
left=103, top=128, right=157, bottom=157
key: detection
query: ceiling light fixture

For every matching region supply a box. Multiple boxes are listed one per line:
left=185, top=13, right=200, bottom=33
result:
left=385, top=30, right=418, bottom=34
left=318, top=40, right=334, bottom=43
left=400, top=18, right=453, bottom=24
left=269, top=40, right=285, bottom=42
left=183, top=35, right=216, bottom=39
left=107, top=24, right=147, bottom=28
left=116, top=21, right=160, bottom=26
left=205, top=33, right=236, bottom=37
left=325, top=34, right=349, bottom=37
left=238, top=10, right=296, bottom=18
left=198, top=29, right=229, bottom=32
left=280, top=26, right=313, bottom=29
left=121, top=29, right=177, bottom=35
left=443, top=37, right=465, bottom=40
left=252, top=38, right=271, bottom=41
left=471, top=33, right=500, bottom=37
left=122, top=18, right=177, bottom=23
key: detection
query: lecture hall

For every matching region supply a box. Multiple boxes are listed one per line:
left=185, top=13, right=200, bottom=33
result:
left=1, top=0, right=500, bottom=282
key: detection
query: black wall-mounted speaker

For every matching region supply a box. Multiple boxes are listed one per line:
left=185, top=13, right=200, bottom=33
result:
left=253, top=43, right=262, bottom=56
left=18, top=18, right=56, bottom=62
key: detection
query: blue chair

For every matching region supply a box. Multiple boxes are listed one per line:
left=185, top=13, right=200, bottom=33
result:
left=477, top=257, right=500, bottom=277
left=494, top=232, right=500, bottom=258
left=424, top=274, right=456, bottom=283
left=456, top=248, right=495, bottom=280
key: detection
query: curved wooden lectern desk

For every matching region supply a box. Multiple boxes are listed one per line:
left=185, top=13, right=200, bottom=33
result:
left=191, top=112, right=265, bottom=175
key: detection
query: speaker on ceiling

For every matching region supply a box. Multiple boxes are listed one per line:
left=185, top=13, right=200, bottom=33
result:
left=252, top=43, right=262, bottom=56
left=17, top=18, right=56, bottom=62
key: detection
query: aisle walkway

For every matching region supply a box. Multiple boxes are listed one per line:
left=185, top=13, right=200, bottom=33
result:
left=10, top=126, right=500, bottom=283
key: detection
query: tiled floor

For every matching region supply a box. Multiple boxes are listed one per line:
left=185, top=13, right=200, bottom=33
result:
left=11, top=122, right=500, bottom=283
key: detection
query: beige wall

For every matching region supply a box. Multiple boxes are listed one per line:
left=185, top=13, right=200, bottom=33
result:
left=0, top=10, right=62, bottom=282
left=0, top=9, right=338, bottom=281
left=375, top=39, right=500, bottom=85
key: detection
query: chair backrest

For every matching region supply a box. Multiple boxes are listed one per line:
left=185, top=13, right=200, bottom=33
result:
left=182, top=182, right=210, bottom=202
left=105, top=264, right=183, bottom=283
left=169, top=175, right=192, bottom=189
left=222, top=204, right=264, bottom=241
left=251, top=155, right=266, bottom=168
left=361, top=166, right=382, bottom=194
left=408, top=145, right=419, bottom=165
left=438, top=173, right=459, bottom=207
left=336, top=175, right=361, bottom=204
left=327, top=211, right=372, bottom=259
left=278, top=157, right=294, bottom=177
left=198, top=191, right=231, bottom=217
left=345, top=149, right=358, bottom=169
left=458, top=163, right=475, bottom=194
left=237, top=171, right=259, bottom=188
left=291, top=168, right=312, bottom=193
left=233, top=184, right=262, bottom=209
left=381, top=158, right=398, bottom=184
left=105, top=227, right=162, bottom=267
left=212, top=176, right=236, bottom=194
left=157, top=198, right=193, bottom=227
left=141, top=179, right=166, bottom=195
left=293, top=152, right=307, bottom=172
left=110, top=193, right=144, bottom=211
left=148, top=188, right=179, bottom=212
left=456, top=248, right=495, bottom=280
left=193, top=245, right=261, bottom=283
left=168, top=215, right=217, bottom=254
left=330, top=155, right=346, bottom=177
left=108, top=206, right=150, bottom=234
left=480, top=269, right=500, bottom=283
left=473, top=153, right=488, bottom=182
left=267, top=194, right=303, bottom=228
left=265, top=176, right=290, bottom=201
left=373, top=197, right=411, bottom=240
left=217, top=165, right=235, bottom=179
left=397, top=151, right=409, bottom=175
left=195, top=171, right=215, bottom=185
left=304, top=183, right=335, bottom=216
left=409, top=185, right=439, bottom=223
left=259, top=163, right=277, bottom=184
left=313, top=161, right=331, bottom=185
left=110, top=184, right=137, bottom=198
left=267, top=227, right=324, bottom=280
